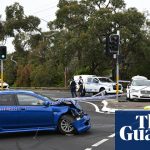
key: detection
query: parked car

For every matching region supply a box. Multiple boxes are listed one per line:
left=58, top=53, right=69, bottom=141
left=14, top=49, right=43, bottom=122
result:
left=126, top=75, right=150, bottom=100
left=95, top=76, right=123, bottom=94
left=74, top=75, right=123, bottom=95
left=0, top=90, right=90, bottom=134
left=0, top=79, right=9, bottom=90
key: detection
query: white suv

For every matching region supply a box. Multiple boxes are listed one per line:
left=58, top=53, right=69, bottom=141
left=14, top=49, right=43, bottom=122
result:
left=126, top=75, right=150, bottom=100
left=95, top=77, right=123, bottom=94
left=74, top=75, right=123, bottom=95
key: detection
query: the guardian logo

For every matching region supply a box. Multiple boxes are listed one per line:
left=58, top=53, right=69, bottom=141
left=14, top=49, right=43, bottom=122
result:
left=115, top=111, right=150, bottom=150
left=120, top=114, right=150, bottom=141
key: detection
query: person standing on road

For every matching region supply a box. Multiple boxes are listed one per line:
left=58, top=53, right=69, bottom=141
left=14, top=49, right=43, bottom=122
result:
left=70, top=78, right=77, bottom=98
left=78, top=76, right=84, bottom=97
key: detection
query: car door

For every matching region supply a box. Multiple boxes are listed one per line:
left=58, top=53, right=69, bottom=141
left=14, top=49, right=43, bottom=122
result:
left=0, top=94, right=19, bottom=130
left=85, top=78, right=92, bottom=92
left=92, top=78, right=100, bottom=92
left=85, top=78, right=99, bottom=93
left=16, top=93, right=54, bottom=128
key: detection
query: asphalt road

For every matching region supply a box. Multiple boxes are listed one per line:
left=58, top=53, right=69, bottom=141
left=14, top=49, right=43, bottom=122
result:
left=0, top=90, right=115, bottom=150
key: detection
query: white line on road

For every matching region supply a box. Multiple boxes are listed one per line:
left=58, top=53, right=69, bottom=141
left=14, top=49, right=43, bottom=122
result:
left=92, top=139, right=109, bottom=147
left=84, top=133, right=115, bottom=150
left=82, top=101, right=104, bottom=113
left=82, top=101, right=115, bottom=150
left=108, top=133, right=115, bottom=138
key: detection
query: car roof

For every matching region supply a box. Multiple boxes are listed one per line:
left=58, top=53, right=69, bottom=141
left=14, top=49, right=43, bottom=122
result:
left=132, top=75, right=148, bottom=80
left=74, top=75, right=96, bottom=82
left=96, top=76, right=109, bottom=78
left=0, top=90, right=35, bottom=95
left=74, top=75, right=96, bottom=78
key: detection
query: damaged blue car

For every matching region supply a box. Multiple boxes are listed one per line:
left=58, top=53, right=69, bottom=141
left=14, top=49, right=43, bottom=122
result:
left=0, top=90, right=90, bottom=134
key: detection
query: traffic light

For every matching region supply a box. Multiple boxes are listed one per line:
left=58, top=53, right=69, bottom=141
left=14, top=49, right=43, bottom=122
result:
left=105, top=36, right=111, bottom=55
left=109, top=34, right=120, bottom=53
left=0, top=46, right=7, bottom=60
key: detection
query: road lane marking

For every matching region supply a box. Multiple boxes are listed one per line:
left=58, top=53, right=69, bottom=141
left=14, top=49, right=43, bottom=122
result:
left=82, top=101, right=115, bottom=149
left=108, top=133, right=115, bottom=138
left=84, top=101, right=100, bottom=112
left=82, top=101, right=104, bottom=113
left=92, top=139, right=109, bottom=147
left=84, top=133, right=115, bottom=150
left=81, top=100, right=115, bottom=114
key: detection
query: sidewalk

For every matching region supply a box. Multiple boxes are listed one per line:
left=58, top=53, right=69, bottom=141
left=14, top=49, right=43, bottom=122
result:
left=102, top=99, right=150, bottom=112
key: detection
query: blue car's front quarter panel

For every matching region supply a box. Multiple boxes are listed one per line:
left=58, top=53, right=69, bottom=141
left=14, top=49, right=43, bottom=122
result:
left=72, top=114, right=91, bottom=133
left=51, top=105, right=70, bottom=125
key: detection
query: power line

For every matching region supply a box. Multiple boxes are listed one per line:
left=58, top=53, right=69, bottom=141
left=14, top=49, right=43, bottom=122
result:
left=33, top=5, right=57, bottom=14
left=29, top=1, right=59, bottom=14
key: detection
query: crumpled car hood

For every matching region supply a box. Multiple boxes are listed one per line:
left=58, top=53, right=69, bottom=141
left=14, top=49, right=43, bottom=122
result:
left=51, top=98, right=82, bottom=110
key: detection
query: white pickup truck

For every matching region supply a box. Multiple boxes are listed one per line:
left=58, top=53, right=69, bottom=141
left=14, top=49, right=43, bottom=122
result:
left=74, top=75, right=123, bottom=95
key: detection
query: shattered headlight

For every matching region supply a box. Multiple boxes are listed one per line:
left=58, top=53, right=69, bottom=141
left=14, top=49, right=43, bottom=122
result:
left=71, top=108, right=84, bottom=118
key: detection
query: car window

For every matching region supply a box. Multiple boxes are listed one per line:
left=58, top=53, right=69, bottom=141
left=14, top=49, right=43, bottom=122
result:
left=93, top=78, right=99, bottom=83
left=0, top=94, right=15, bottom=106
left=87, top=78, right=92, bottom=82
left=17, top=94, right=44, bottom=106
left=132, top=80, right=150, bottom=86
left=98, top=78, right=113, bottom=83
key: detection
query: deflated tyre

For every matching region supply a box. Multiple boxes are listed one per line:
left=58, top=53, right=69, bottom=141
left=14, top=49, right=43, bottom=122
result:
left=58, top=115, right=75, bottom=134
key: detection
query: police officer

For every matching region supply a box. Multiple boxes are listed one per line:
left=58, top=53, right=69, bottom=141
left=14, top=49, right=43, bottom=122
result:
left=78, top=76, right=84, bottom=97
left=70, top=78, right=77, bottom=98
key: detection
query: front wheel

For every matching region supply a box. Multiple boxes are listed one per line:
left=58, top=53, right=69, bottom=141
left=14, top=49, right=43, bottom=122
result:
left=126, top=92, right=131, bottom=101
left=58, top=115, right=75, bottom=134
left=99, top=88, right=106, bottom=95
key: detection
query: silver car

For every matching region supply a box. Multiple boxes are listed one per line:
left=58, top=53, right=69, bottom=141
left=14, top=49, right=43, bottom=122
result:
left=126, top=78, right=150, bottom=100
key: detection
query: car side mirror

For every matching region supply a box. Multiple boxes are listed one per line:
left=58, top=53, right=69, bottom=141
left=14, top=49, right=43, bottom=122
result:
left=43, top=101, right=50, bottom=107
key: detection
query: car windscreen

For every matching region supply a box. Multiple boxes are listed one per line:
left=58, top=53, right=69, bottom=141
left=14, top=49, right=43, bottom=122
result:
left=132, top=80, right=150, bottom=86
left=35, top=92, right=57, bottom=102
left=98, top=78, right=113, bottom=83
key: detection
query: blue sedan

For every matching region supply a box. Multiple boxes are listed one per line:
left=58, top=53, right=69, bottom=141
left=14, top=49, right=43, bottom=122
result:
left=0, top=90, right=90, bottom=134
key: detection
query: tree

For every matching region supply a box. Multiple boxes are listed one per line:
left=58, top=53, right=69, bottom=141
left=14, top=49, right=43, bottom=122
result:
left=2, top=1, right=150, bottom=87
left=49, top=0, right=150, bottom=78
left=15, top=64, right=32, bottom=87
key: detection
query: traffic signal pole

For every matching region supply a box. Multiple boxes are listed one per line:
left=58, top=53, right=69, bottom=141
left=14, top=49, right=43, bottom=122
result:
left=116, top=51, right=119, bottom=101
left=116, top=31, right=120, bottom=101
left=106, top=31, right=120, bottom=101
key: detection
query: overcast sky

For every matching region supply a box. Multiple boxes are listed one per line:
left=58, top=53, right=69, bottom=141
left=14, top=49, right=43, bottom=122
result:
left=0, top=0, right=150, bottom=53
